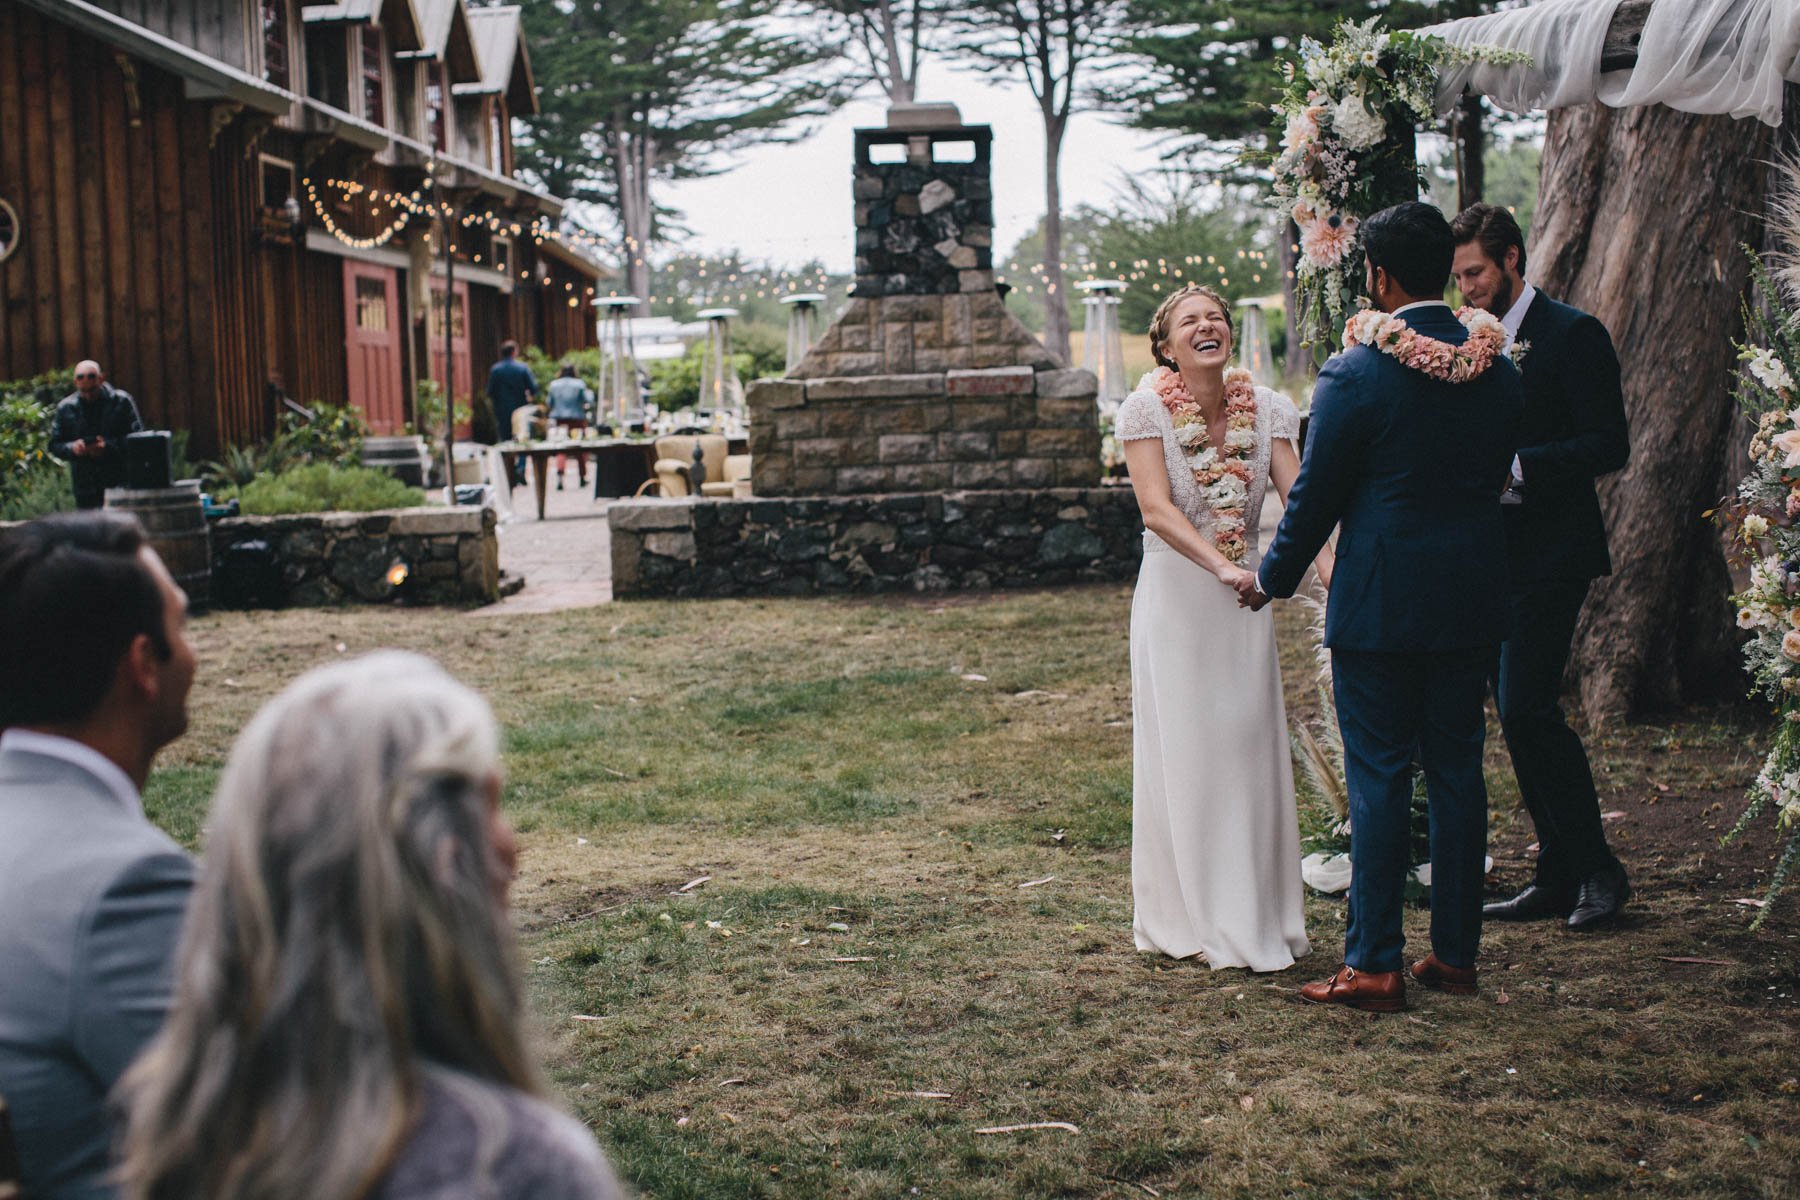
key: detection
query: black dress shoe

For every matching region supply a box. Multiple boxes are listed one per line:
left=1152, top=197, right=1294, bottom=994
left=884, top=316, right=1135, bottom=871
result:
left=1567, top=866, right=1630, bottom=930
left=1483, top=884, right=1575, bottom=922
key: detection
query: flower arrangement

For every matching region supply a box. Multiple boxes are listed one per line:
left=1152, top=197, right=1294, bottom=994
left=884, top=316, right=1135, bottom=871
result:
left=1721, top=211, right=1800, bottom=925
left=1154, top=366, right=1257, bottom=562
left=1270, top=18, right=1529, bottom=356
left=1343, top=306, right=1508, bottom=383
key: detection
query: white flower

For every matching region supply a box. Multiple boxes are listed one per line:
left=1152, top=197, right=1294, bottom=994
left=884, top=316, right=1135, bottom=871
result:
left=1741, top=607, right=1764, bottom=630
left=1746, top=514, right=1772, bottom=539
left=1202, top=475, right=1248, bottom=509
left=1347, top=309, right=1394, bottom=346
left=1331, top=92, right=1387, bottom=150
left=1225, top=429, right=1256, bottom=452
left=1174, top=422, right=1206, bottom=450
left=1360, top=49, right=1379, bottom=67
left=1463, top=307, right=1506, bottom=340
left=1745, top=347, right=1796, bottom=394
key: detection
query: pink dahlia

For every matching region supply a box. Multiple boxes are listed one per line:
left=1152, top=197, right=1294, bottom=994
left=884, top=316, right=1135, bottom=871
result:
left=1300, top=214, right=1357, bottom=269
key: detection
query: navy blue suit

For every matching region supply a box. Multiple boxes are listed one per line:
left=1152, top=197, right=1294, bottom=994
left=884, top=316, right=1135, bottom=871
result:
left=1494, top=292, right=1630, bottom=895
left=1259, top=303, right=1523, bottom=972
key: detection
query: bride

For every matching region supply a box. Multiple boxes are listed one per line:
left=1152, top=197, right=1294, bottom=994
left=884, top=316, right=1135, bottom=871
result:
left=1117, top=284, right=1330, bottom=971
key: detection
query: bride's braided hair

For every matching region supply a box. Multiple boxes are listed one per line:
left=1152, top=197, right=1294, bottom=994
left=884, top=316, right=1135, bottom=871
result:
left=1147, top=284, right=1234, bottom=371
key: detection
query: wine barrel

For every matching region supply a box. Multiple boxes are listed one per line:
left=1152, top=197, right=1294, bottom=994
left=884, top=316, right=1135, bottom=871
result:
left=104, top=481, right=211, bottom=610
left=359, top=435, right=431, bottom=487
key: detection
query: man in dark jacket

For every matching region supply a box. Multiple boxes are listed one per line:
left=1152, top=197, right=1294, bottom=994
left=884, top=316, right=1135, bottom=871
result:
left=1251, top=202, right=1523, bottom=1011
left=1451, top=203, right=1632, bottom=931
left=49, top=361, right=143, bottom=508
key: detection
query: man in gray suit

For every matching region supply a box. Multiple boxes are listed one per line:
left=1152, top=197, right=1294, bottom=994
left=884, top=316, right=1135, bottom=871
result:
left=0, top=512, right=197, bottom=1199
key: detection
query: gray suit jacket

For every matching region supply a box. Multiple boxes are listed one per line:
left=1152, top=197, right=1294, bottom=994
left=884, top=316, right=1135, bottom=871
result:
left=0, top=743, right=194, bottom=1199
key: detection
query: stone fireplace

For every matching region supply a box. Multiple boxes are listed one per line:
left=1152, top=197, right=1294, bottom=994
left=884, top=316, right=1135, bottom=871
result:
left=746, top=110, right=1100, bottom=496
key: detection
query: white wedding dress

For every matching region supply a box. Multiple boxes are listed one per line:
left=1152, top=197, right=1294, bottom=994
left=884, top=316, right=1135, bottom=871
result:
left=1119, top=372, right=1311, bottom=971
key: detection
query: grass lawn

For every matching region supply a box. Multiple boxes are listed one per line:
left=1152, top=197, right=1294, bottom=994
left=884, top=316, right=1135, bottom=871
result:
left=150, top=588, right=1800, bottom=1198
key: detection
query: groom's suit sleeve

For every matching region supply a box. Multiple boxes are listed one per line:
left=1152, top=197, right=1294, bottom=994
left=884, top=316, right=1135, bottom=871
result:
left=1257, top=354, right=1370, bottom=599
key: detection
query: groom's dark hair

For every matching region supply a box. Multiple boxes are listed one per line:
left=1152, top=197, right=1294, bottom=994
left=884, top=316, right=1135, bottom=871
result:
left=1361, top=202, right=1454, bottom=298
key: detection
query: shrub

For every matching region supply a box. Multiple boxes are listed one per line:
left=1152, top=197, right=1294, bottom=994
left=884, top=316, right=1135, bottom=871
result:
left=1, top=370, right=64, bottom=513
left=225, top=463, right=425, bottom=515
left=0, top=459, right=75, bottom=521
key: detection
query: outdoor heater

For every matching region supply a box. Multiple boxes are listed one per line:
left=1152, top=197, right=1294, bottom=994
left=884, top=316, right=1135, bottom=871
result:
left=1237, top=298, right=1278, bottom=388
left=1078, top=278, right=1128, bottom=414
left=696, top=307, right=745, bottom=424
left=594, top=296, right=642, bottom=431
left=780, top=292, right=827, bottom=373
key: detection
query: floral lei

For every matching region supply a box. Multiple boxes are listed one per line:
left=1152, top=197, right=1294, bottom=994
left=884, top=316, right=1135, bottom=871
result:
left=1154, top=366, right=1258, bottom=563
left=1343, top=306, right=1508, bottom=383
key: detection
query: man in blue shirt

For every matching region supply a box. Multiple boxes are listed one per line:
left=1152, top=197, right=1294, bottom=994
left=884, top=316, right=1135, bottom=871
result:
left=486, top=341, right=538, bottom=485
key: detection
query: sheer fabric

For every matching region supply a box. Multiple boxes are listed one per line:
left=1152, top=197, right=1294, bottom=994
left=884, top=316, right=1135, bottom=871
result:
left=1429, top=0, right=1800, bottom=128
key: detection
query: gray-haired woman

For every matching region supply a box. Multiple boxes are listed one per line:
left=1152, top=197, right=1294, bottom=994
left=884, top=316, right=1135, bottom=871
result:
left=115, top=652, right=624, bottom=1200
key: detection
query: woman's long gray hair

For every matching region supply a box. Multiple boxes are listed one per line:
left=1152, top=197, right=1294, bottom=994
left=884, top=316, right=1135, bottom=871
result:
left=116, top=651, right=538, bottom=1200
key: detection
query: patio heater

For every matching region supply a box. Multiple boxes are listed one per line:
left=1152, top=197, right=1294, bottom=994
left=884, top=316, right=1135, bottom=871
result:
left=1237, top=299, right=1278, bottom=388
left=696, top=307, right=745, bottom=424
left=1077, top=278, right=1128, bottom=414
left=779, top=292, right=827, bottom=373
left=595, top=296, right=642, bottom=431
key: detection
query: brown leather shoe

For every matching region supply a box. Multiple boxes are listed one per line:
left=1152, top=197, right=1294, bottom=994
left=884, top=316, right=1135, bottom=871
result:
left=1410, top=953, right=1478, bottom=996
left=1299, top=964, right=1406, bottom=1012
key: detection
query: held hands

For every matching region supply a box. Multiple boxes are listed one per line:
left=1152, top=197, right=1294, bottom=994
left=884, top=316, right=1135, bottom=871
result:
left=1221, top=566, right=1270, bottom=611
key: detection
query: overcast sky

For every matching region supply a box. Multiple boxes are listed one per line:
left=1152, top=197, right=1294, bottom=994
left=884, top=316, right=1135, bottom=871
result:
left=659, top=70, right=1175, bottom=273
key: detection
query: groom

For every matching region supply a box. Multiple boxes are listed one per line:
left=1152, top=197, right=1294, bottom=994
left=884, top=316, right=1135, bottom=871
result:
left=1240, top=201, right=1522, bottom=1012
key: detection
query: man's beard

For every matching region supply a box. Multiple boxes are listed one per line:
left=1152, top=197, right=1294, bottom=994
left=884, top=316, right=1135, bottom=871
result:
left=1489, top=274, right=1516, bottom=316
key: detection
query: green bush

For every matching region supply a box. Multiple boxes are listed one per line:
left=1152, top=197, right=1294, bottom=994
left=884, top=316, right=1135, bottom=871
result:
left=0, top=365, right=76, bottom=409
left=0, top=459, right=75, bottom=521
left=225, top=463, right=425, bottom=516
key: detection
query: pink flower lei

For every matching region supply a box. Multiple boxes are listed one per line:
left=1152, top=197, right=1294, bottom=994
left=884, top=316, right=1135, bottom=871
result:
left=1153, top=366, right=1259, bottom=564
left=1342, top=306, right=1508, bottom=384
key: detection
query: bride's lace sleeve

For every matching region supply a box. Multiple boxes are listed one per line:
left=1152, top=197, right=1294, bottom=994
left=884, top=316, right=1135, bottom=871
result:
left=1116, top=390, right=1162, bottom=441
left=1266, top=390, right=1302, bottom=447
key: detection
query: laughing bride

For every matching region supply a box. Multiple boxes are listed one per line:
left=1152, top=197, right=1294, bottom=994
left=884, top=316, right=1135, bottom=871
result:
left=1116, top=284, right=1329, bottom=971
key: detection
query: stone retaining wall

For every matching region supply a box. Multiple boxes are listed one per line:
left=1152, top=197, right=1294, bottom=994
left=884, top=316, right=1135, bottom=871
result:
left=210, top=506, right=499, bottom=607
left=748, top=364, right=1102, bottom=497
left=610, top=488, right=1143, bottom=599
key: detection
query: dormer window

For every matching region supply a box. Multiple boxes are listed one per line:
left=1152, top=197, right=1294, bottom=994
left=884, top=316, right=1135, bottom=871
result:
left=360, top=27, right=385, bottom=124
left=426, top=66, right=447, bottom=151
left=263, top=0, right=290, bottom=89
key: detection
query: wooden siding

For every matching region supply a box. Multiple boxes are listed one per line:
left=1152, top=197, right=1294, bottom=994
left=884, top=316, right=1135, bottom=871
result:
left=0, top=5, right=267, bottom=457
left=87, top=0, right=257, bottom=74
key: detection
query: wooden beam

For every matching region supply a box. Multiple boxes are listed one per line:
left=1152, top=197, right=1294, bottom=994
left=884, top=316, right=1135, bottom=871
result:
left=1600, top=0, right=1652, bottom=74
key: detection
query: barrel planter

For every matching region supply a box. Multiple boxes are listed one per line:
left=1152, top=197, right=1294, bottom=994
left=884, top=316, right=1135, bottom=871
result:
left=359, top=435, right=431, bottom=487
left=104, top=481, right=211, bottom=609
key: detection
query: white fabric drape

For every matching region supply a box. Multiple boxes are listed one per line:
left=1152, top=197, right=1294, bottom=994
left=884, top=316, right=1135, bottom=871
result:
left=1428, top=0, right=1800, bottom=128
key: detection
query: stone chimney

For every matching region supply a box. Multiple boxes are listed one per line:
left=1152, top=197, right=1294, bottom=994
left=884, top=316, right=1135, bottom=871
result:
left=747, top=107, right=1099, bottom=496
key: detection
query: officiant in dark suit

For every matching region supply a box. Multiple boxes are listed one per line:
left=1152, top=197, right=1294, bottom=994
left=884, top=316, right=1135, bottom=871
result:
left=1451, top=202, right=1632, bottom=932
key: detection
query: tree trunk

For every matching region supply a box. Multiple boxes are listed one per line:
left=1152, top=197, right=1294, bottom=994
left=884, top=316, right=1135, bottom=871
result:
left=612, top=123, right=654, bottom=316
left=1454, top=93, right=1485, bottom=211
left=1529, top=101, right=1774, bottom=722
left=1041, top=113, right=1071, bottom=364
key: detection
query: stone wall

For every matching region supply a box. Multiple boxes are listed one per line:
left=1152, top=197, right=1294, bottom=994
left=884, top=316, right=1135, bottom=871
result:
left=210, top=506, right=499, bottom=607
left=748, top=364, right=1102, bottom=497
left=790, top=291, right=1058, bottom=379
left=610, top=488, right=1143, bottom=599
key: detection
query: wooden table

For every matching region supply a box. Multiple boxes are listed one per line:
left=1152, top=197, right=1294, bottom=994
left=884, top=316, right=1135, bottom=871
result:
left=497, top=437, right=748, bottom=519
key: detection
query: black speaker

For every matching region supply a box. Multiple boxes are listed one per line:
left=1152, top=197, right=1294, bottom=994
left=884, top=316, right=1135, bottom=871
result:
left=124, top=430, right=173, bottom=489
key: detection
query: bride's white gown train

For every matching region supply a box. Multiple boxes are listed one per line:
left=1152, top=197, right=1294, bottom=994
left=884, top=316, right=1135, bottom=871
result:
left=1119, top=374, right=1311, bottom=972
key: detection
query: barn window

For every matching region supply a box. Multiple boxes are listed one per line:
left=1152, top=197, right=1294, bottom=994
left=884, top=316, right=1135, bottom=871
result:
left=360, top=26, right=385, bottom=125
left=263, top=0, right=290, bottom=89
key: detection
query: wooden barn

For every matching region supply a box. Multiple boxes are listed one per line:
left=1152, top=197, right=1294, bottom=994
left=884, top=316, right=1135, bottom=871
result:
left=0, top=0, right=605, bottom=456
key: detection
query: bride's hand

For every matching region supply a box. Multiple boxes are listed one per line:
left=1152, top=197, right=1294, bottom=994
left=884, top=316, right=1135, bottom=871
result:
left=1218, top=565, right=1256, bottom=601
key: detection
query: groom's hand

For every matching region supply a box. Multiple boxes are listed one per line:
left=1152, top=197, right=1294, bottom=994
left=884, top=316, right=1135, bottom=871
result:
left=1230, top=571, right=1269, bottom=610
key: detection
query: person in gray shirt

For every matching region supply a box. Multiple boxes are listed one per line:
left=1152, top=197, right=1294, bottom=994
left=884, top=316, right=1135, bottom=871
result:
left=115, top=652, right=624, bottom=1200
left=546, top=363, right=596, bottom=490
left=0, top=512, right=199, bottom=1200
